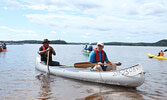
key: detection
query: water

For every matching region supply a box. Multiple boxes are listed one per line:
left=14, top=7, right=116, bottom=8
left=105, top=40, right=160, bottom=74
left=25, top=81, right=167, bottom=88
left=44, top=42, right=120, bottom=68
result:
left=0, top=44, right=167, bottom=100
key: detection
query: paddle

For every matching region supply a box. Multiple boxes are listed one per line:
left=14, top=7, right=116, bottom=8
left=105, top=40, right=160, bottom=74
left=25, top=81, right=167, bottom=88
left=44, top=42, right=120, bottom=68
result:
left=164, top=49, right=167, bottom=52
left=46, top=51, right=50, bottom=73
left=147, top=53, right=154, bottom=58
left=74, top=62, right=113, bottom=68
left=149, top=56, right=153, bottom=58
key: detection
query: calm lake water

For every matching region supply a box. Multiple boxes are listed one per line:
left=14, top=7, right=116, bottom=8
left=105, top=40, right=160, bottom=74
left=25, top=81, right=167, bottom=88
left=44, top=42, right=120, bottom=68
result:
left=0, top=44, right=167, bottom=100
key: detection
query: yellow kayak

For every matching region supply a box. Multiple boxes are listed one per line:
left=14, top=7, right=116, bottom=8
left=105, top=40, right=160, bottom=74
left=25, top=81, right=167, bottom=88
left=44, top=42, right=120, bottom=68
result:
left=147, top=53, right=167, bottom=60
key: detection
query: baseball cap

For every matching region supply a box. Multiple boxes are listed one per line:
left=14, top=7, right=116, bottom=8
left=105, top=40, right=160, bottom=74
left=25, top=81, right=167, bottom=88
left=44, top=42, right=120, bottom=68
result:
left=97, top=41, right=104, bottom=46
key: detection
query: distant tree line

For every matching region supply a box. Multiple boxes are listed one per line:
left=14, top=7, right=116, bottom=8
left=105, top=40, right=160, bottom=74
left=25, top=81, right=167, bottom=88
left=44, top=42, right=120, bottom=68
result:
left=104, top=39, right=167, bottom=46
left=0, top=39, right=167, bottom=46
left=0, top=40, right=67, bottom=44
left=85, top=39, right=167, bottom=46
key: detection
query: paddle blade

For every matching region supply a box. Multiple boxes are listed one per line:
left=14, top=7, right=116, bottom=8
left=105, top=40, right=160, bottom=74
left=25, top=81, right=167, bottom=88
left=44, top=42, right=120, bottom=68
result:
left=149, top=56, right=153, bottom=58
left=147, top=53, right=154, bottom=59
left=74, top=62, right=96, bottom=68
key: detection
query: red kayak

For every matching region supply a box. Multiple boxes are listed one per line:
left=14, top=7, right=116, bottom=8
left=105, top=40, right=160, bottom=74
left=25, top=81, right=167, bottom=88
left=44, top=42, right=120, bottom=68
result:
left=1, top=49, right=7, bottom=52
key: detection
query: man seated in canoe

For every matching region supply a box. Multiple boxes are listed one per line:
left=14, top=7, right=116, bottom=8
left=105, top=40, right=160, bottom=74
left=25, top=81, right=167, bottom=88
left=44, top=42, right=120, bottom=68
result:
left=88, top=41, right=121, bottom=71
left=38, top=39, right=60, bottom=66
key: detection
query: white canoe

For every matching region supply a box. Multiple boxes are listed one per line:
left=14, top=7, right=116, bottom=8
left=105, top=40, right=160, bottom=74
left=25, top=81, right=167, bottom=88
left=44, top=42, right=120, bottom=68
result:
left=35, top=57, right=145, bottom=88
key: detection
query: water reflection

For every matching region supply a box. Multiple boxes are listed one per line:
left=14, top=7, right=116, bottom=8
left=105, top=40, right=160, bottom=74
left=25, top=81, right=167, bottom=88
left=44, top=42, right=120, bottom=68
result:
left=77, top=89, right=145, bottom=100
left=36, top=74, right=52, bottom=100
left=0, top=52, right=6, bottom=58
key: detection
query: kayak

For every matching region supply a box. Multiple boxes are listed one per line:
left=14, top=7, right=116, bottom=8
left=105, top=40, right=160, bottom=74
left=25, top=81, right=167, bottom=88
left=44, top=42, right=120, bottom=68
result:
left=0, top=49, right=7, bottom=52
left=82, top=50, right=91, bottom=56
left=35, top=57, right=145, bottom=88
left=147, top=53, right=167, bottom=60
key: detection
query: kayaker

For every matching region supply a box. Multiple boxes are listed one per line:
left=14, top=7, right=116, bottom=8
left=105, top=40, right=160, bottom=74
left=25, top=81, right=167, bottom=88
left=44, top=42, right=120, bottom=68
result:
left=84, top=44, right=88, bottom=50
left=158, top=50, right=164, bottom=56
left=87, top=43, right=93, bottom=51
left=2, top=42, right=7, bottom=49
left=88, top=41, right=121, bottom=71
left=38, top=39, right=60, bottom=66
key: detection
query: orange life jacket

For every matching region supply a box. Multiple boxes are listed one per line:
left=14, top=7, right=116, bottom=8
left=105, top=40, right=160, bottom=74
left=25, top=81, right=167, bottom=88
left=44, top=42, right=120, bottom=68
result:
left=94, top=48, right=105, bottom=62
left=160, top=51, right=164, bottom=56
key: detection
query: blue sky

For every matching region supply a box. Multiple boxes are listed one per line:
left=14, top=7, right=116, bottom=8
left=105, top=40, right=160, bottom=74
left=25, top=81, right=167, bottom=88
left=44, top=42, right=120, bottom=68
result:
left=0, top=0, right=167, bottom=42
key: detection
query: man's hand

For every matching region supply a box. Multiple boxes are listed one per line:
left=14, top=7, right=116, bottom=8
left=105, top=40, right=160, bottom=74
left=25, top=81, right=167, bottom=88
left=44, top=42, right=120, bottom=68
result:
left=47, top=46, right=53, bottom=52
left=97, top=62, right=103, bottom=66
left=116, top=62, right=121, bottom=66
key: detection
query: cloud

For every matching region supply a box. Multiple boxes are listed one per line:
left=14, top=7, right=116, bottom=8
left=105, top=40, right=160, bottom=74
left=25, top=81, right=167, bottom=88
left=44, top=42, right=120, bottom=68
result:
left=24, top=13, right=95, bottom=30
left=0, top=26, right=40, bottom=40
left=0, top=26, right=34, bottom=33
left=21, top=0, right=70, bottom=11
left=22, top=0, right=102, bottom=11
left=50, top=31, right=57, bottom=34
left=3, top=0, right=22, bottom=7
left=3, top=7, right=8, bottom=10
left=1, top=0, right=167, bottom=42
left=140, top=2, right=167, bottom=16
left=81, top=32, right=91, bottom=39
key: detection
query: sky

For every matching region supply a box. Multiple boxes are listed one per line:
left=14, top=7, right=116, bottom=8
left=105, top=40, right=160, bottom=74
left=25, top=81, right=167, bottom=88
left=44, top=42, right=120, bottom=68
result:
left=0, top=0, right=167, bottom=43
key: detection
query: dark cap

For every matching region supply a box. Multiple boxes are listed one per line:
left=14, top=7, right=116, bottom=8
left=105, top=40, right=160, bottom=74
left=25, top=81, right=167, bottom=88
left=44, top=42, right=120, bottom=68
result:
left=43, top=39, right=50, bottom=44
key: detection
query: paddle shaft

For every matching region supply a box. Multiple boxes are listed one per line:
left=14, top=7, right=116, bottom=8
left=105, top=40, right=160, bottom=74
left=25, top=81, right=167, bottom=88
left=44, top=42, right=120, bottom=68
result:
left=47, top=51, right=50, bottom=73
left=74, top=62, right=109, bottom=68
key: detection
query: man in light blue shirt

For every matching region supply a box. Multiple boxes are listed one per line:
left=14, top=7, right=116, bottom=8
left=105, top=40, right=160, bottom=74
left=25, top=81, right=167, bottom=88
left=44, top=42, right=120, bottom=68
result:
left=89, top=42, right=121, bottom=71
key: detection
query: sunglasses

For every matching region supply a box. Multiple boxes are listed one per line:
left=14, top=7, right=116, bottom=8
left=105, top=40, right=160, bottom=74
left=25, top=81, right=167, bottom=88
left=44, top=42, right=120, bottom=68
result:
left=97, top=45, right=103, bottom=47
left=43, top=42, right=49, bottom=44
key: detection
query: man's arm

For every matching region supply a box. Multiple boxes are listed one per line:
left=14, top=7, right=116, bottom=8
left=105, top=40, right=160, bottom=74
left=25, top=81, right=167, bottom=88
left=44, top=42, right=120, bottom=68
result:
left=106, top=60, right=121, bottom=66
left=51, top=47, right=56, bottom=55
left=38, top=47, right=48, bottom=55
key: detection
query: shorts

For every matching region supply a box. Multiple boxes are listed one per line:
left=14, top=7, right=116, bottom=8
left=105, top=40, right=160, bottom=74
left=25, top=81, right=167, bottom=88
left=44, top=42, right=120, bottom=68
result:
left=90, top=65, right=107, bottom=71
left=101, top=65, right=107, bottom=71
left=41, top=61, right=60, bottom=66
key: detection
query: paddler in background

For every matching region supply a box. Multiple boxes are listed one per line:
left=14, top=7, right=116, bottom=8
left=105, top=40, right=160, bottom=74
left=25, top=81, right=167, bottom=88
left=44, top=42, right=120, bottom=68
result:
left=88, top=41, right=121, bottom=71
left=2, top=42, right=7, bottom=49
left=87, top=43, right=93, bottom=52
left=38, top=39, right=60, bottom=66
left=84, top=44, right=88, bottom=50
left=158, top=50, right=164, bottom=56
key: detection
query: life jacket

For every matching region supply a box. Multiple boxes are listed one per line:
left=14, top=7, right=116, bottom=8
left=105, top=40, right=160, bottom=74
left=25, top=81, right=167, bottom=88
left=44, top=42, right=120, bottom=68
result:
left=94, top=48, right=105, bottom=62
left=42, top=45, right=46, bottom=50
left=42, top=45, right=50, bottom=52
left=160, top=51, right=164, bottom=56
left=42, top=45, right=52, bottom=61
